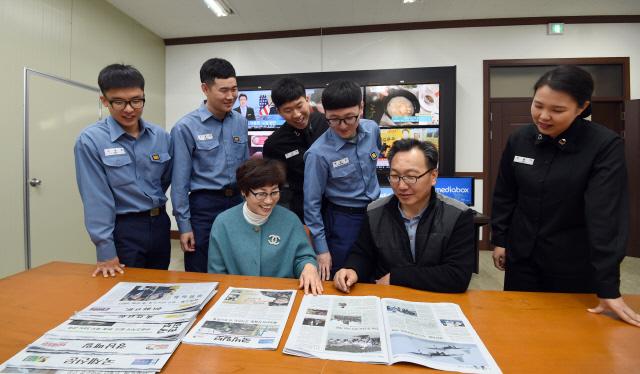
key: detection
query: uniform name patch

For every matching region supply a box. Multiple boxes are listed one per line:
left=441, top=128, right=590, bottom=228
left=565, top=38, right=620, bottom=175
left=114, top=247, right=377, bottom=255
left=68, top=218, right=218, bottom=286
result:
left=514, top=155, right=534, bottom=165
left=332, top=157, right=349, bottom=168
left=104, top=147, right=126, bottom=156
left=197, top=133, right=214, bottom=141
left=285, top=149, right=300, bottom=159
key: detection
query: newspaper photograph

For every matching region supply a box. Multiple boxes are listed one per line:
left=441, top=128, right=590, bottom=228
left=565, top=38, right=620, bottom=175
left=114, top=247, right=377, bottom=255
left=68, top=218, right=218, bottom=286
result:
left=382, top=299, right=501, bottom=374
left=28, top=337, right=179, bottom=356
left=44, top=319, right=193, bottom=341
left=183, top=287, right=296, bottom=349
left=284, top=295, right=389, bottom=364
left=2, top=349, right=169, bottom=372
left=81, top=282, right=218, bottom=314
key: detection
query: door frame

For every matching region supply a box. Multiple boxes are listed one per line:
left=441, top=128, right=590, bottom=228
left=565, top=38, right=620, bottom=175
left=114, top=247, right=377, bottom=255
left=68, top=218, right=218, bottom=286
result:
left=481, top=57, right=630, bottom=251
left=23, top=68, right=102, bottom=269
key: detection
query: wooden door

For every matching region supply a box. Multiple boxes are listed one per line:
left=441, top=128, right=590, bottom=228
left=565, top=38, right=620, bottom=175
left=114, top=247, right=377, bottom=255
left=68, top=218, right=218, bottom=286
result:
left=625, top=100, right=639, bottom=257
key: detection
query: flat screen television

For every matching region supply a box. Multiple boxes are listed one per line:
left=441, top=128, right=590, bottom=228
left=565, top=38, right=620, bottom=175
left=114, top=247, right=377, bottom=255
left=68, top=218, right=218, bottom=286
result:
left=434, top=177, right=474, bottom=206
left=377, top=127, right=439, bottom=169
left=248, top=130, right=274, bottom=158
left=234, top=90, right=284, bottom=130
left=377, top=177, right=474, bottom=206
left=365, top=84, right=440, bottom=127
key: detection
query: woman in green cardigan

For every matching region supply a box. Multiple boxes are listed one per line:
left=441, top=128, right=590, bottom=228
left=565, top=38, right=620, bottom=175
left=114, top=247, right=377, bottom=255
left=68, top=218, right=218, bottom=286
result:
left=208, top=158, right=323, bottom=295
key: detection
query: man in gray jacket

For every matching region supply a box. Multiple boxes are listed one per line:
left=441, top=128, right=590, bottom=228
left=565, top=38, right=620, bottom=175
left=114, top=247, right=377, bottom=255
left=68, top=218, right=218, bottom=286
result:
left=334, top=139, right=475, bottom=293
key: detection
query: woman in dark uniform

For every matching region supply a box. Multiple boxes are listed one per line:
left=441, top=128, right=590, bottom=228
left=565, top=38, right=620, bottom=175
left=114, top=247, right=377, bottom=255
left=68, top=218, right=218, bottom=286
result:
left=491, top=65, right=639, bottom=327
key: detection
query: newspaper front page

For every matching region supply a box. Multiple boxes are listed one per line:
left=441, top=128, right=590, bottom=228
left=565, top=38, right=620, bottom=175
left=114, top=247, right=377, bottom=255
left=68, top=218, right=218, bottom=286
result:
left=284, top=295, right=389, bottom=363
left=81, top=282, right=218, bottom=314
left=28, top=337, right=180, bottom=355
left=183, top=287, right=296, bottom=349
left=44, top=319, right=194, bottom=341
left=382, top=299, right=501, bottom=373
left=1, top=349, right=169, bottom=372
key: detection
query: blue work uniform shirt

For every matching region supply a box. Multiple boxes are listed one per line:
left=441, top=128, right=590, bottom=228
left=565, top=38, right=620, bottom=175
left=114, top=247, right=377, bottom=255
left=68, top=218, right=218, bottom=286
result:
left=74, top=116, right=172, bottom=262
left=303, top=119, right=381, bottom=253
left=170, top=102, right=249, bottom=233
left=398, top=203, right=428, bottom=261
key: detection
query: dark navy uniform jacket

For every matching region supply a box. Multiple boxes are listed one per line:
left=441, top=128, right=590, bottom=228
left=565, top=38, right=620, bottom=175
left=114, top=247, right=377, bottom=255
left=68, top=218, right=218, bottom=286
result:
left=491, top=118, right=629, bottom=298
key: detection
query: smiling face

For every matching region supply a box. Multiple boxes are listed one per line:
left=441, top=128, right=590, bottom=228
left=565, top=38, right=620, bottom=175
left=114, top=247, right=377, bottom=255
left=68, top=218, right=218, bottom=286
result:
left=201, top=77, right=238, bottom=118
left=277, top=96, right=311, bottom=130
left=325, top=104, right=362, bottom=139
left=100, top=87, right=144, bottom=134
left=243, top=184, right=280, bottom=217
left=531, top=85, right=589, bottom=139
left=389, top=148, right=438, bottom=212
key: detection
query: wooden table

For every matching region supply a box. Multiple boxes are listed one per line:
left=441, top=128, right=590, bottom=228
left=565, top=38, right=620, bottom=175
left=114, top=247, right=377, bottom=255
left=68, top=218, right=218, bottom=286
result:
left=1, top=262, right=638, bottom=373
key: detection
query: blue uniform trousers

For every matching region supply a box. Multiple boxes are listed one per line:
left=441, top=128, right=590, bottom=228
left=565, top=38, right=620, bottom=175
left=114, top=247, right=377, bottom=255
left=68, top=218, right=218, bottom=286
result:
left=323, top=203, right=366, bottom=277
left=186, top=189, right=242, bottom=273
left=114, top=208, right=171, bottom=269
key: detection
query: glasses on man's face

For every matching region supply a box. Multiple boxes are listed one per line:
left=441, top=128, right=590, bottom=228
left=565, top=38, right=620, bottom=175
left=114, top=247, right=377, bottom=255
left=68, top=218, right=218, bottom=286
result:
left=108, top=97, right=145, bottom=111
left=326, top=115, right=359, bottom=127
left=248, top=190, right=280, bottom=201
left=387, top=168, right=434, bottom=184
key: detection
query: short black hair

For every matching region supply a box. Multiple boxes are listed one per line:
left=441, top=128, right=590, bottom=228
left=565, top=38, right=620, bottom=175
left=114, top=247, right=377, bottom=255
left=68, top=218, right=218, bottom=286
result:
left=322, top=80, right=362, bottom=110
left=271, top=78, right=306, bottom=108
left=200, top=58, right=236, bottom=85
left=98, top=64, right=144, bottom=95
left=534, top=65, right=594, bottom=119
left=236, top=158, right=286, bottom=194
left=388, top=139, right=438, bottom=170
left=239, top=93, right=248, bottom=99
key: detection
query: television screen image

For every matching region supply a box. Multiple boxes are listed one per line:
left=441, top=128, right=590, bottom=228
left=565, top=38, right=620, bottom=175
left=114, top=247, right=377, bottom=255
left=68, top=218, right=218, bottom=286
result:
left=377, top=127, right=439, bottom=168
left=248, top=130, right=274, bottom=158
left=305, top=87, right=325, bottom=114
left=365, top=84, right=440, bottom=127
left=434, top=177, right=474, bottom=206
left=234, top=90, right=285, bottom=130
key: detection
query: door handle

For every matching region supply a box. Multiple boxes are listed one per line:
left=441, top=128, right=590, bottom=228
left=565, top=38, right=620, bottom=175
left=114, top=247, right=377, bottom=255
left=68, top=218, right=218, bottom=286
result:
left=29, top=178, right=42, bottom=187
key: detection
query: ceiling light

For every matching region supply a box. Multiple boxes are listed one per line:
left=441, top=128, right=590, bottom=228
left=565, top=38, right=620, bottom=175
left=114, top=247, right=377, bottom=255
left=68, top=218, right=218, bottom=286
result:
left=403, top=0, right=417, bottom=3
left=203, top=0, right=234, bottom=17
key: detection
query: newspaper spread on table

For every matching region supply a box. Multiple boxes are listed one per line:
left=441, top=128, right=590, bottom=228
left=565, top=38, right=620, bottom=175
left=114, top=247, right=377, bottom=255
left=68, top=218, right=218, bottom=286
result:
left=1, top=282, right=218, bottom=373
left=81, top=282, right=219, bottom=314
left=284, top=295, right=501, bottom=374
left=381, top=298, right=501, bottom=373
left=283, top=295, right=389, bottom=363
left=183, top=287, right=296, bottom=349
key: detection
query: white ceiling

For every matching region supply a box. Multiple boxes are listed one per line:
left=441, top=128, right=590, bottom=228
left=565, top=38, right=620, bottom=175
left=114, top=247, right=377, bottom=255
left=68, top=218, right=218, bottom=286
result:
left=106, top=0, right=640, bottom=39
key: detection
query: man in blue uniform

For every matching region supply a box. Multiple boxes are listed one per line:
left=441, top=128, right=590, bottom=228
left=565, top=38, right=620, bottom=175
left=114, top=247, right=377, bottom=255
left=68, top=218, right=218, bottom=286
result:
left=304, top=80, right=381, bottom=280
left=171, top=58, right=249, bottom=273
left=75, top=64, right=172, bottom=277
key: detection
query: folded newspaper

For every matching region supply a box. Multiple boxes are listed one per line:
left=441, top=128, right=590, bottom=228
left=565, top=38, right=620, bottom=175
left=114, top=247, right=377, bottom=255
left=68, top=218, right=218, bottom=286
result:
left=183, top=287, right=296, bottom=350
left=81, top=282, right=219, bottom=314
left=284, top=295, right=501, bottom=374
left=1, top=282, right=219, bottom=373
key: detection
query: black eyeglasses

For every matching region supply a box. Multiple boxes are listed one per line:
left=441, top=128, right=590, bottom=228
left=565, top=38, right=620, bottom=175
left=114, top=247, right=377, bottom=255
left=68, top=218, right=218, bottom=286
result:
left=248, top=190, right=280, bottom=201
left=107, top=97, right=145, bottom=111
left=387, top=168, right=434, bottom=184
left=326, top=115, right=359, bottom=127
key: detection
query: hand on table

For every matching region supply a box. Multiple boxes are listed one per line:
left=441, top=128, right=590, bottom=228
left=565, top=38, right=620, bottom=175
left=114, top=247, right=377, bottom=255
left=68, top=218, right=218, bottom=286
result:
left=375, top=273, right=390, bottom=285
left=588, top=297, right=640, bottom=327
left=92, top=257, right=125, bottom=277
left=334, top=268, right=358, bottom=293
left=298, top=263, right=324, bottom=295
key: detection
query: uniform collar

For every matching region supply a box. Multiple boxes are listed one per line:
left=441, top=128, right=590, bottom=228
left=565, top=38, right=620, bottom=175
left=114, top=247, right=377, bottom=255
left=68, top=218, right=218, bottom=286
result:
left=534, top=118, right=584, bottom=152
left=198, top=101, right=234, bottom=122
left=329, top=121, right=370, bottom=151
left=107, top=116, right=152, bottom=142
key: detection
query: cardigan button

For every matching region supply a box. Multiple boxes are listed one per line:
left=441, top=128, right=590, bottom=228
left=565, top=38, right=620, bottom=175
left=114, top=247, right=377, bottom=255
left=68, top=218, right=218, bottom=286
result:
left=253, top=226, right=260, bottom=232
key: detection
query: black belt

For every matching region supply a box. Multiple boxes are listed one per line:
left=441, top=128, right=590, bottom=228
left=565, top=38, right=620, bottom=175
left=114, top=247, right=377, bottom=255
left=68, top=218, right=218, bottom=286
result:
left=119, top=206, right=165, bottom=218
left=193, top=188, right=239, bottom=197
left=327, top=201, right=367, bottom=214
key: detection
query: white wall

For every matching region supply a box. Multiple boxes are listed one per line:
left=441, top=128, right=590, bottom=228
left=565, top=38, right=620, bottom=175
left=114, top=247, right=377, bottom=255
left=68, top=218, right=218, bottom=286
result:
left=0, top=0, right=165, bottom=278
left=165, top=22, right=640, bottom=221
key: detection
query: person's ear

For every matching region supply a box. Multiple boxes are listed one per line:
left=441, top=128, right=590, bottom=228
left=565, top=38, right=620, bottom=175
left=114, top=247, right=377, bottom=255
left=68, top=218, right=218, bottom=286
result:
left=99, top=95, right=110, bottom=108
left=431, top=169, right=439, bottom=186
left=201, top=82, right=209, bottom=95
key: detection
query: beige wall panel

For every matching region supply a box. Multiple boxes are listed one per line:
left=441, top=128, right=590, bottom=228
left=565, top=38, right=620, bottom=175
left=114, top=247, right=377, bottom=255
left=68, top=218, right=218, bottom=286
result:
left=0, top=0, right=165, bottom=278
